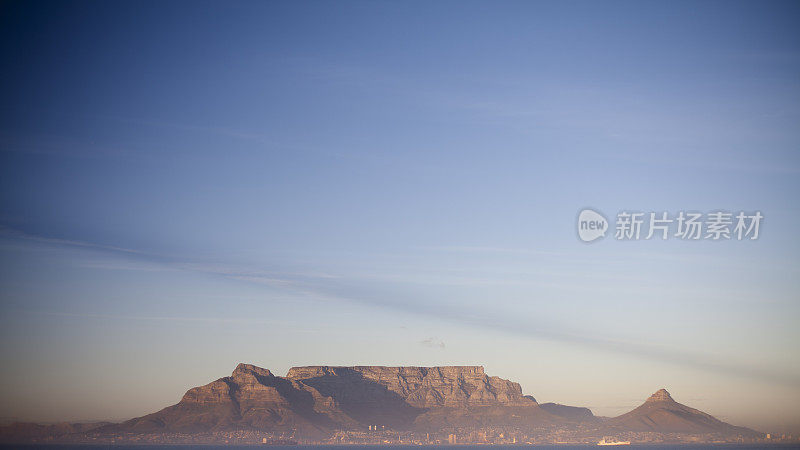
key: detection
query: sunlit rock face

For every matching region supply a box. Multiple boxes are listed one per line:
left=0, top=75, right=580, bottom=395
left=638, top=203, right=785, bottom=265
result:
left=645, top=388, right=675, bottom=403
left=286, top=365, right=533, bottom=408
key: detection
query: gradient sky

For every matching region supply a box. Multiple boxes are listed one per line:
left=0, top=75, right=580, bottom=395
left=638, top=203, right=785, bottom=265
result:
left=1, top=0, right=799, bottom=435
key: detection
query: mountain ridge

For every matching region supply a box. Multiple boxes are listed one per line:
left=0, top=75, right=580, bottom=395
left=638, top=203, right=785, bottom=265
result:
left=0, top=363, right=763, bottom=444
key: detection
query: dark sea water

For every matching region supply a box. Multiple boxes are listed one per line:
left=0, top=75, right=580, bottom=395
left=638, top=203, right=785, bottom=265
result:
left=2, top=445, right=799, bottom=450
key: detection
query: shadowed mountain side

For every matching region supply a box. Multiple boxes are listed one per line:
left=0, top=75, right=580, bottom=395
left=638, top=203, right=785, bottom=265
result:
left=100, top=364, right=357, bottom=438
left=283, top=368, right=424, bottom=428
left=102, top=364, right=555, bottom=436
left=538, top=403, right=597, bottom=422
left=285, top=366, right=562, bottom=431
left=608, top=389, right=761, bottom=437
left=286, top=365, right=534, bottom=408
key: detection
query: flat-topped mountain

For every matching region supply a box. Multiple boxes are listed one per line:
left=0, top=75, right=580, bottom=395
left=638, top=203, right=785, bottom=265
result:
left=608, top=388, right=759, bottom=437
left=286, top=365, right=532, bottom=408
left=286, top=365, right=555, bottom=431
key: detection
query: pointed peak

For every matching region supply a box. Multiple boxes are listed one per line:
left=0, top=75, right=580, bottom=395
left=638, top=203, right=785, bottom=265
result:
left=646, top=388, right=674, bottom=403
left=232, top=363, right=272, bottom=378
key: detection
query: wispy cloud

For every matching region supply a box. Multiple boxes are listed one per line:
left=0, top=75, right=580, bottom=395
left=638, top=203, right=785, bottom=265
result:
left=2, top=226, right=798, bottom=388
left=420, top=337, right=446, bottom=349
left=35, top=311, right=281, bottom=325
left=0, top=226, right=147, bottom=256
left=417, top=245, right=564, bottom=256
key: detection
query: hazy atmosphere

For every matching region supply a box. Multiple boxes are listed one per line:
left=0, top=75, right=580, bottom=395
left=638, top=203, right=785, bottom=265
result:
left=1, top=0, right=799, bottom=438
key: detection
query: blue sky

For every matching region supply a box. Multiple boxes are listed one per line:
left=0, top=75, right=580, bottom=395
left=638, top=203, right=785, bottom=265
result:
left=1, top=0, right=799, bottom=434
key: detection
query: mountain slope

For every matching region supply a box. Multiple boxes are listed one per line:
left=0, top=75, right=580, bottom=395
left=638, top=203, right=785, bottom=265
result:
left=539, top=402, right=596, bottom=422
left=609, top=389, right=760, bottom=437
left=107, top=363, right=557, bottom=436
left=106, top=364, right=357, bottom=438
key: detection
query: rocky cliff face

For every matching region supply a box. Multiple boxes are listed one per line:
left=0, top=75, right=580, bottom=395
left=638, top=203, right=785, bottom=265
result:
left=286, top=365, right=532, bottom=408
left=645, top=388, right=674, bottom=403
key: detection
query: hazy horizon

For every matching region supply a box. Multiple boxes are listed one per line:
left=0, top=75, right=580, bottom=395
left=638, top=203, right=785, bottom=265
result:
left=1, top=0, right=799, bottom=437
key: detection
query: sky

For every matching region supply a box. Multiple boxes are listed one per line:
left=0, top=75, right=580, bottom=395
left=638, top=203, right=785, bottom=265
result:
left=1, top=0, right=799, bottom=435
